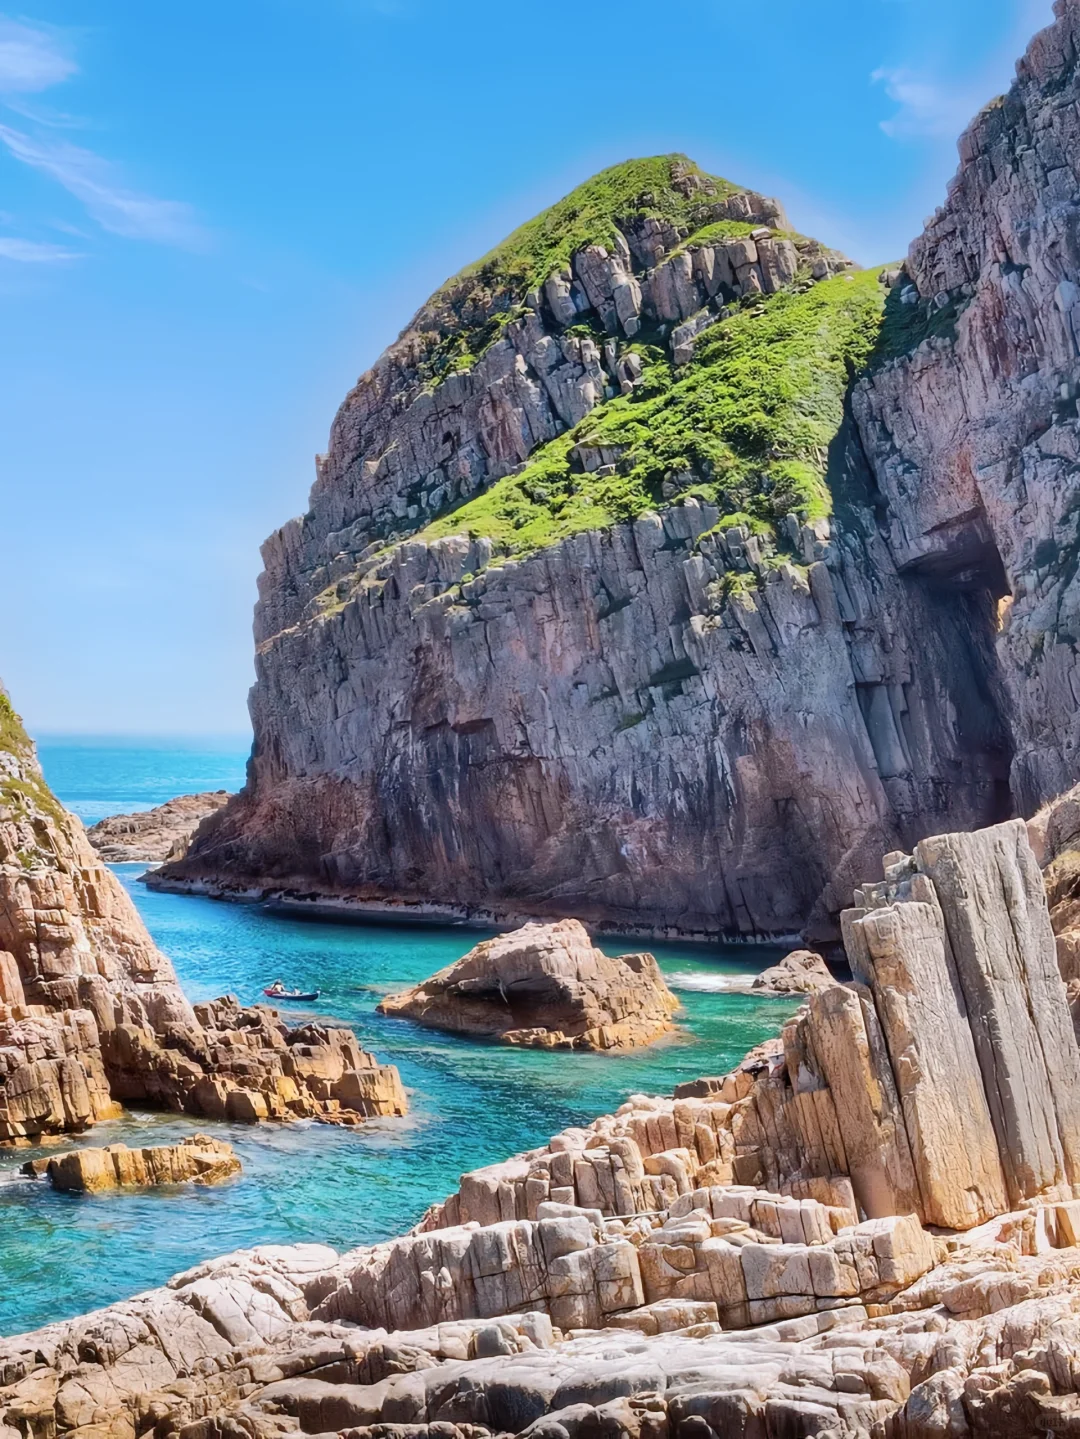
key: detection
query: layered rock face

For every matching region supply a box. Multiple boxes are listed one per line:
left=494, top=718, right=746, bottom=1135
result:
left=87, top=792, right=232, bottom=864
left=22, top=1134, right=241, bottom=1192
left=1030, top=779, right=1080, bottom=994
left=853, top=0, right=1080, bottom=819
left=156, top=154, right=1015, bottom=939
left=377, top=919, right=679, bottom=1050
left=0, top=690, right=405, bottom=1141
left=10, top=816, right=1080, bottom=1436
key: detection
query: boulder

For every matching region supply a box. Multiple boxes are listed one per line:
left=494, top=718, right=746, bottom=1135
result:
left=21, top=1133, right=241, bottom=1191
left=377, top=920, right=679, bottom=1051
left=751, top=949, right=835, bottom=994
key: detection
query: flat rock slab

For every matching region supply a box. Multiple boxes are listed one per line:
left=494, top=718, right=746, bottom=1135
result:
left=21, top=1133, right=242, bottom=1191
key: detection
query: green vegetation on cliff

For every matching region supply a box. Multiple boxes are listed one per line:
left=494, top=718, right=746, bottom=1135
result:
left=421, top=156, right=743, bottom=384
left=418, top=269, right=887, bottom=558
left=449, top=155, right=735, bottom=298
left=0, top=690, right=65, bottom=827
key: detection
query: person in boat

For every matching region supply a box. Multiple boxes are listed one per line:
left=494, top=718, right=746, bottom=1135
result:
left=266, top=979, right=286, bottom=996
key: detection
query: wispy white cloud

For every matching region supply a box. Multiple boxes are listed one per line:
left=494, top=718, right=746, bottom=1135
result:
left=0, top=14, right=207, bottom=251
left=4, top=94, right=88, bottom=128
left=0, top=233, right=80, bottom=261
left=873, top=1, right=1057, bottom=144
left=0, top=122, right=207, bottom=248
left=872, top=67, right=982, bottom=139
left=0, top=16, right=76, bottom=93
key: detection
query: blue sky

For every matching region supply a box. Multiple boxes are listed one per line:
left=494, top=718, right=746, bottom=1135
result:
left=0, top=0, right=1054, bottom=736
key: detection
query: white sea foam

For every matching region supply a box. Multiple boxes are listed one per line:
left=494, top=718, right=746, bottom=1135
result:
left=665, top=970, right=758, bottom=994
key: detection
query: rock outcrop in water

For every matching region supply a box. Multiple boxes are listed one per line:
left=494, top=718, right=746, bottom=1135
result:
left=21, top=1133, right=241, bottom=1191
left=0, top=688, right=406, bottom=1142
left=377, top=920, right=679, bottom=1050
left=87, top=792, right=232, bottom=864
left=155, top=0, right=1080, bottom=941
left=9, top=814, right=1080, bottom=1436
left=153, top=141, right=1017, bottom=940
left=750, top=948, right=834, bottom=995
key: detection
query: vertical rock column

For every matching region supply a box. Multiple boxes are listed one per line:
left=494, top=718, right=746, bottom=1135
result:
left=795, top=982, right=923, bottom=1222
left=833, top=819, right=1080, bottom=1225
left=843, top=892, right=1007, bottom=1228
left=916, top=822, right=1080, bottom=1205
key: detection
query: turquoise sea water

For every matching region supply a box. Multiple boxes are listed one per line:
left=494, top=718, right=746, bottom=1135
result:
left=0, top=741, right=795, bottom=1337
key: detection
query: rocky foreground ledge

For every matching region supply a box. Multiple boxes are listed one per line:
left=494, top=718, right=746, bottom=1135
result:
left=0, top=690, right=405, bottom=1142
left=21, top=1133, right=241, bottom=1191
left=8, top=813, right=1080, bottom=1436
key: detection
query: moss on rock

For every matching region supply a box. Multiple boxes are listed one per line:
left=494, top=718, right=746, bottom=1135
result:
left=417, top=269, right=887, bottom=558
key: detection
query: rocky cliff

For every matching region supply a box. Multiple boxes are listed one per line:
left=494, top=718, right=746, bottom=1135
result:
left=0, top=688, right=405, bottom=1141
left=12, top=816, right=1080, bottom=1436
left=854, top=4, right=1080, bottom=818
left=157, top=7, right=1080, bottom=939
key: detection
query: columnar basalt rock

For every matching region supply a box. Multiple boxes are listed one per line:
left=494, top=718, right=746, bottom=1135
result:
left=0, top=689, right=406, bottom=1142
left=377, top=919, right=680, bottom=1050
left=410, top=821, right=1080, bottom=1241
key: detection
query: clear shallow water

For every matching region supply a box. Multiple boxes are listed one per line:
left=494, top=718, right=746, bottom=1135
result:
left=0, top=744, right=796, bottom=1337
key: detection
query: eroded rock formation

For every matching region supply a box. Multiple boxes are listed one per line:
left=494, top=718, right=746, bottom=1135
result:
left=87, top=792, right=233, bottom=864
left=750, top=949, right=834, bottom=995
left=21, top=1133, right=241, bottom=1191
left=155, top=149, right=1017, bottom=941
left=377, top=920, right=679, bottom=1050
left=9, top=816, right=1080, bottom=1436
left=853, top=1, right=1080, bottom=820
left=0, top=689, right=405, bottom=1142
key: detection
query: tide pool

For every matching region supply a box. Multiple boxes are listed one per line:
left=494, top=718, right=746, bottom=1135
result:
left=0, top=743, right=796, bottom=1337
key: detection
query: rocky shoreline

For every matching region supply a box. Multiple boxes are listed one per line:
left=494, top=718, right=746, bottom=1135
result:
left=8, top=812, right=1080, bottom=1434
left=145, top=875, right=804, bottom=948
left=87, top=792, right=233, bottom=865
left=0, top=690, right=406, bottom=1144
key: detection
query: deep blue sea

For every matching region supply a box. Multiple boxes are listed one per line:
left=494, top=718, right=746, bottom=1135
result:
left=0, top=739, right=794, bottom=1337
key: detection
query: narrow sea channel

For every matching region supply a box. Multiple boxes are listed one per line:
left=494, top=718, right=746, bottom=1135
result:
left=0, top=740, right=795, bottom=1335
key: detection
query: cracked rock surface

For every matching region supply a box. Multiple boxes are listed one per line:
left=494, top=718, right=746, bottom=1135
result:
left=11, top=815, right=1080, bottom=1435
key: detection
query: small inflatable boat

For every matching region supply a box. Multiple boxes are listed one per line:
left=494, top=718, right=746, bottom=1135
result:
left=263, top=987, right=321, bottom=1001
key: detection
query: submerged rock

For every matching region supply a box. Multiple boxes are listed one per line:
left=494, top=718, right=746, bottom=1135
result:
left=750, top=948, right=835, bottom=995
left=21, top=1133, right=241, bottom=1191
left=377, top=919, right=680, bottom=1050
left=86, top=791, right=232, bottom=863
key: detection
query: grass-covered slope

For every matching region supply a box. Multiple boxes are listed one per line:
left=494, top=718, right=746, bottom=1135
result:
left=418, top=269, right=887, bottom=558
left=418, top=154, right=752, bottom=384
left=450, top=155, right=736, bottom=296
